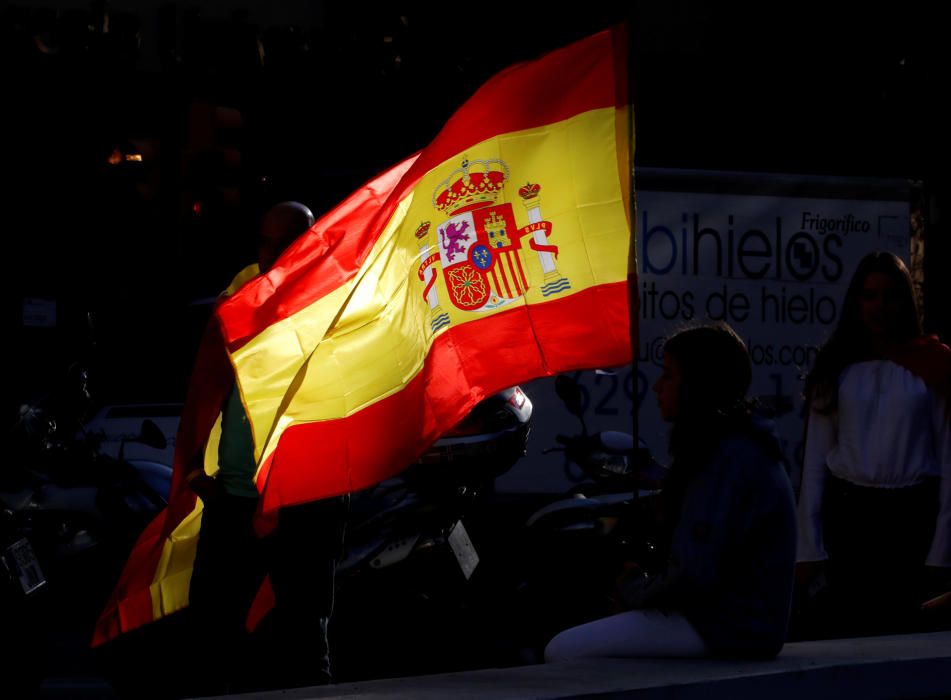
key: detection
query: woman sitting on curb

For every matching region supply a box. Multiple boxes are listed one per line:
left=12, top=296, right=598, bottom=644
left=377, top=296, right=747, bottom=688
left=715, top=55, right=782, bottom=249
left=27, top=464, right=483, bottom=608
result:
left=546, top=323, right=797, bottom=660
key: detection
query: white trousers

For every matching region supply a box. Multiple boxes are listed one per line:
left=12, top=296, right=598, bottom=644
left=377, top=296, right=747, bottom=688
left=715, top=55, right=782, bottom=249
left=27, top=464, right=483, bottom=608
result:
left=544, top=609, right=709, bottom=661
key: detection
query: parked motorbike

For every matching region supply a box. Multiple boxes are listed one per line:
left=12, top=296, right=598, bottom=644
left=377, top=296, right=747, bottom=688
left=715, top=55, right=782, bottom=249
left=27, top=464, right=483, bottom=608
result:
left=1, top=502, right=49, bottom=697
left=488, top=374, right=667, bottom=661
left=330, top=386, right=533, bottom=681
left=4, top=363, right=172, bottom=650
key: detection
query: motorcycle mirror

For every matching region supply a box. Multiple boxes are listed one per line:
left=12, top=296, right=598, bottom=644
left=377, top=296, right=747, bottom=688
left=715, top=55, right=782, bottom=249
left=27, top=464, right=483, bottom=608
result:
left=600, top=430, right=635, bottom=452
left=138, top=420, right=167, bottom=450
left=554, top=375, right=584, bottom=417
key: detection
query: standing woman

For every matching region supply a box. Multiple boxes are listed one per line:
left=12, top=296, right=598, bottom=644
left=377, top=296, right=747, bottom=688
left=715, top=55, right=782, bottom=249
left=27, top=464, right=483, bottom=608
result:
left=797, top=251, right=951, bottom=636
left=546, top=323, right=797, bottom=661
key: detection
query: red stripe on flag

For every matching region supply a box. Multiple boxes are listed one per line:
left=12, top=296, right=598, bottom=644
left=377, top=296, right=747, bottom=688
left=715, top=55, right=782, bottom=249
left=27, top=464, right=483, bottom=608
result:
left=489, top=267, right=502, bottom=298
left=497, top=257, right=514, bottom=298
left=92, top=512, right=167, bottom=645
left=513, top=250, right=528, bottom=291
left=505, top=252, right=524, bottom=296
left=255, top=280, right=630, bottom=512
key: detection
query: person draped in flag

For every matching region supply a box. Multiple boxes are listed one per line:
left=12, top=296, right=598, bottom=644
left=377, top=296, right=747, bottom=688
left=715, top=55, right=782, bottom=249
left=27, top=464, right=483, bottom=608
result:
left=94, top=25, right=634, bottom=656
left=546, top=324, right=797, bottom=660
left=796, top=251, right=951, bottom=637
left=187, top=201, right=349, bottom=693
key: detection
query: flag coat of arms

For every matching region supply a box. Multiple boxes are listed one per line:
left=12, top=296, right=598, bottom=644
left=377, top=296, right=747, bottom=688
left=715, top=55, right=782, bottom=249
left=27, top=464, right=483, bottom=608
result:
left=94, top=24, right=634, bottom=645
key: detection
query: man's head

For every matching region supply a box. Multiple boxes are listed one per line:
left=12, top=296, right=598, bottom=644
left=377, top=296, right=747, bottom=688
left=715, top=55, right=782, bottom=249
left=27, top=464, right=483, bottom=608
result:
left=257, top=201, right=315, bottom=272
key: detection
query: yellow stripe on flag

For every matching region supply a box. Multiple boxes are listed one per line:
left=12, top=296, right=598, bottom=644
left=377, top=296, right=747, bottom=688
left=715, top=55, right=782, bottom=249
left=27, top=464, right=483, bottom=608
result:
left=147, top=412, right=223, bottom=619
left=149, top=502, right=203, bottom=618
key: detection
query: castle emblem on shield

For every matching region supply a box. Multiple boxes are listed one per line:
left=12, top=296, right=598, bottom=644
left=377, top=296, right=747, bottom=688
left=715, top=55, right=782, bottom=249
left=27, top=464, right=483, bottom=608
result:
left=416, top=157, right=571, bottom=332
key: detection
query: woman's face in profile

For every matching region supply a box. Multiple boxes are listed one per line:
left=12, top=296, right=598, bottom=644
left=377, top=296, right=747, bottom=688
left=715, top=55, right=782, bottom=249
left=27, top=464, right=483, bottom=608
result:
left=653, top=352, right=683, bottom=422
left=859, top=271, right=901, bottom=339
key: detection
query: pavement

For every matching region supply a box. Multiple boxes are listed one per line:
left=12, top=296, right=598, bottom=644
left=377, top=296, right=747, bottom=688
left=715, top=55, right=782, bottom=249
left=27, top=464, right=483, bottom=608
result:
left=199, top=631, right=951, bottom=700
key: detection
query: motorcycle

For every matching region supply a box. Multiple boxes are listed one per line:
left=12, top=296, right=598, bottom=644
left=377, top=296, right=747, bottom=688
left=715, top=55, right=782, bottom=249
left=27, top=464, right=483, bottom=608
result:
left=0, top=501, right=49, bottom=697
left=4, top=362, right=172, bottom=659
left=486, top=374, right=667, bottom=661
left=330, top=386, right=533, bottom=681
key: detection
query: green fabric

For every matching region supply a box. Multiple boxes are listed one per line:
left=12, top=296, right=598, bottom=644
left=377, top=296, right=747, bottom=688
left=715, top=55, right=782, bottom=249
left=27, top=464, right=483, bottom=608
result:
left=217, top=384, right=260, bottom=498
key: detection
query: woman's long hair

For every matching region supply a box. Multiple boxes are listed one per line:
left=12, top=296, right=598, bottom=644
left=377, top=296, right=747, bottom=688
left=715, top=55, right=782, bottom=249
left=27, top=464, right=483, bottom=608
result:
left=805, top=251, right=921, bottom=413
left=659, top=324, right=756, bottom=536
left=665, top=323, right=753, bottom=468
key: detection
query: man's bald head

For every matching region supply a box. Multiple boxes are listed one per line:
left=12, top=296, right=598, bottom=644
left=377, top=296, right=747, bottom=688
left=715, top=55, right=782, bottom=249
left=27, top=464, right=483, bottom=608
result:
left=258, top=201, right=316, bottom=272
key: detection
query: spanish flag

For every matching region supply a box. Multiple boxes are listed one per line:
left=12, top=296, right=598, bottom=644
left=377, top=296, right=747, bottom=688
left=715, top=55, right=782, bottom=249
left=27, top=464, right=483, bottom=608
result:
left=94, top=24, right=634, bottom=645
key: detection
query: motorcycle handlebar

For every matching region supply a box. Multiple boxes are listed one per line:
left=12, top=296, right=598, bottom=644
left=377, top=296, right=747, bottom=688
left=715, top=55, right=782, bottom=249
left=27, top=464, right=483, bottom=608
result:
left=550, top=431, right=655, bottom=485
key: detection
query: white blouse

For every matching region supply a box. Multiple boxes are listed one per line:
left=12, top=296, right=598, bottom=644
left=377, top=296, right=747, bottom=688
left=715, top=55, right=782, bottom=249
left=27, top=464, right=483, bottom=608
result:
left=796, top=360, right=951, bottom=567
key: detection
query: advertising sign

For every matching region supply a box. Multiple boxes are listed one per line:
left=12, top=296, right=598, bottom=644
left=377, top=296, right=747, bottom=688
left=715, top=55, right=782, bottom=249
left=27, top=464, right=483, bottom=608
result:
left=497, top=170, right=910, bottom=493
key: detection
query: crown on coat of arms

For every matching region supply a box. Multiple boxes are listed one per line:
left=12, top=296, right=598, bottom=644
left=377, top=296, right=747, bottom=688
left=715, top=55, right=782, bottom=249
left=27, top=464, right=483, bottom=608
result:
left=433, top=157, right=510, bottom=215
left=415, top=221, right=432, bottom=239
left=518, top=182, right=541, bottom=200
